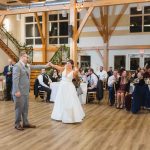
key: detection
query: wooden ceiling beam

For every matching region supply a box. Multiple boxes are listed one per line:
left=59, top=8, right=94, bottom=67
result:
left=90, top=12, right=103, bottom=37
left=109, top=4, right=128, bottom=37
left=82, top=0, right=150, bottom=7
left=0, top=4, right=70, bottom=15
left=1, top=0, right=150, bottom=15
left=0, top=15, right=5, bottom=27
left=75, top=6, right=94, bottom=40
left=34, top=12, right=45, bottom=45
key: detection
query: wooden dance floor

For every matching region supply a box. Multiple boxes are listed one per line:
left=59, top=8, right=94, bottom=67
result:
left=0, top=94, right=150, bottom=150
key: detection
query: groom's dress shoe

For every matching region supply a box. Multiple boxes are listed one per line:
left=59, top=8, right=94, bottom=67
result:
left=23, top=124, right=36, bottom=128
left=15, top=125, right=24, bottom=131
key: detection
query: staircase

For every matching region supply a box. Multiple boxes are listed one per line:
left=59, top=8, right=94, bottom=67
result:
left=0, top=27, right=33, bottom=61
left=30, top=45, right=70, bottom=90
left=0, top=39, right=18, bottom=62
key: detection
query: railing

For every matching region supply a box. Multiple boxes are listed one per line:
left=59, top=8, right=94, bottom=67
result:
left=50, top=45, right=70, bottom=64
left=0, top=27, right=33, bottom=60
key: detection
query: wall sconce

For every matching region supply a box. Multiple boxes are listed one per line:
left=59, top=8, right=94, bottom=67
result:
left=137, top=3, right=142, bottom=11
left=76, top=2, right=83, bottom=12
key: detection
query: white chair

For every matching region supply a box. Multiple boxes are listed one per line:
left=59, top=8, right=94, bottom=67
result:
left=0, top=79, right=5, bottom=100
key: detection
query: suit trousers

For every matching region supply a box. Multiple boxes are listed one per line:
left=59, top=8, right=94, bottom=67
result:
left=6, top=81, right=12, bottom=100
left=108, top=86, right=115, bottom=105
left=13, top=95, right=29, bottom=127
left=39, top=86, right=51, bottom=101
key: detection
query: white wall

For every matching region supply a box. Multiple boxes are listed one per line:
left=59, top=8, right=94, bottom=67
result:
left=0, top=49, right=10, bottom=73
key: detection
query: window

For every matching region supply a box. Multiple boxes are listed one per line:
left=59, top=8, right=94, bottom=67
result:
left=144, top=57, right=150, bottom=67
left=49, top=12, right=80, bottom=45
left=80, top=56, right=91, bottom=69
left=25, top=16, right=42, bottom=46
left=130, top=58, right=140, bottom=70
left=114, top=56, right=126, bottom=70
left=130, top=6, right=150, bottom=33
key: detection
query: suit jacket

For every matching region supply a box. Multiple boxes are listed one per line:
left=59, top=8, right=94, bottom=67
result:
left=3, top=65, right=13, bottom=83
left=12, top=61, right=47, bottom=96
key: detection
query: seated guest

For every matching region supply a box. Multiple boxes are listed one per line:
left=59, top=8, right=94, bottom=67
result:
left=87, top=68, right=98, bottom=92
left=116, top=70, right=130, bottom=109
left=143, top=67, right=150, bottom=78
left=132, top=72, right=150, bottom=113
left=38, top=69, right=52, bottom=102
left=3, top=59, right=14, bottom=101
left=107, top=67, right=113, bottom=78
left=108, top=70, right=118, bottom=106
left=51, top=69, right=60, bottom=82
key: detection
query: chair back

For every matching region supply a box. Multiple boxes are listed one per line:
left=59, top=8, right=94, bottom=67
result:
left=0, top=79, right=4, bottom=91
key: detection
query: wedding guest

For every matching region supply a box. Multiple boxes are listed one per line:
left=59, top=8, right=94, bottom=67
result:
left=107, top=70, right=118, bottom=106
left=38, top=69, right=52, bottom=102
left=3, top=59, right=14, bottom=101
left=51, top=69, right=60, bottom=82
left=87, top=68, right=98, bottom=92
left=116, top=70, right=130, bottom=109
left=96, top=66, right=108, bottom=81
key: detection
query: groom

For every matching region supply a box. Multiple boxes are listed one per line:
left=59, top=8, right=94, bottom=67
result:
left=12, top=51, right=50, bottom=131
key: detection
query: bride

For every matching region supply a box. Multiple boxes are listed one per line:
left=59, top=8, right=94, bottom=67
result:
left=49, top=60, right=85, bottom=123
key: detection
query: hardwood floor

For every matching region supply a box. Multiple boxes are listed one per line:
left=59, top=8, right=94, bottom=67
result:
left=0, top=94, right=150, bottom=150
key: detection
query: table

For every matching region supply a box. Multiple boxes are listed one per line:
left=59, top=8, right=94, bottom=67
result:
left=50, top=82, right=87, bottom=104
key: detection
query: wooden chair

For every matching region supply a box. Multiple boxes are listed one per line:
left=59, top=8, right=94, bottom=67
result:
left=87, top=91, right=99, bottom=104
left=36, top=90, right=47, bottom=102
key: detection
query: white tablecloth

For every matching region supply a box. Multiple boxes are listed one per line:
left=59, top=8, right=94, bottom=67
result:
left=50, top=82, right=87, bottom=104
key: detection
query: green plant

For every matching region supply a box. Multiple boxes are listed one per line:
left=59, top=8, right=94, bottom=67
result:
left=46, top=45, right=70, bottom=75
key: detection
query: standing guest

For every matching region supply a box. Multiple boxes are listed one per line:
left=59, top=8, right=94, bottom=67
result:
left=96, top=66, right=108, bottom=81
left=3, top=59, right=14, bottom=101
left=12, top=51, right=50, bottom=131
left=38, top=69, right=52, bottom=102
left=107, top=70, right=118, bottom=106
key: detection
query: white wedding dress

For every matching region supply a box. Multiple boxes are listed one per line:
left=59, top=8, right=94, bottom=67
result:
left=51, top=69, right=85, bottom=123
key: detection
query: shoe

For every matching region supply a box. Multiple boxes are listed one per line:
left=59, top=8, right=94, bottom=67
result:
left=116, top=104, right=120, bottom=109
left=15, top=125, right=24, bottom=131
left=120, top=104, right=123, bottom=109
left=23, top=124, right=36, bottom=128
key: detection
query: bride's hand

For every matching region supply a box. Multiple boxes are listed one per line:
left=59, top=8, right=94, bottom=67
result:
left=48, top=62, right=54, bottom=67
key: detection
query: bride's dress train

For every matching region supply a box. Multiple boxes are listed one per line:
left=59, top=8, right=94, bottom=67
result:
left=51, top=69, right=85, bottom=123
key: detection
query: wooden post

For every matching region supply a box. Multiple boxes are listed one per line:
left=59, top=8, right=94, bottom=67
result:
left=103, top=6, right=109, bottom=71
left=42, top=12, right=47, bottom=63
left=0, top=15, right=5, bottom=27
left=70, top=0, right=77, bottom=66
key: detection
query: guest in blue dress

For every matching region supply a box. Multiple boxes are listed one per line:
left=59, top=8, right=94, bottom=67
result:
left=132, top=73, right=150, bottom=114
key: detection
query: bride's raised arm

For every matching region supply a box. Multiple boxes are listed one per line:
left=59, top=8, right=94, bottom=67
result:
left=49, top=62, right=64, bottom=72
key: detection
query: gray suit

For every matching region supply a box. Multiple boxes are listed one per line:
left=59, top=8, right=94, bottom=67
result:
left=12, top=61, right=47, bottom=127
